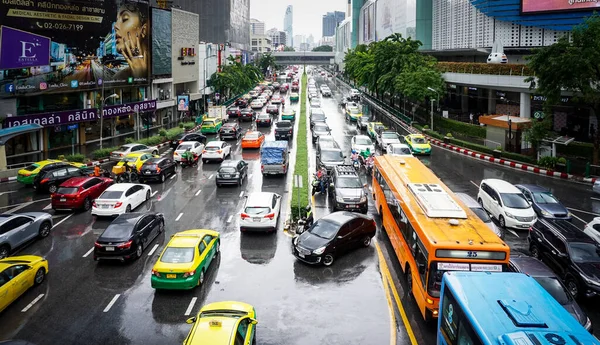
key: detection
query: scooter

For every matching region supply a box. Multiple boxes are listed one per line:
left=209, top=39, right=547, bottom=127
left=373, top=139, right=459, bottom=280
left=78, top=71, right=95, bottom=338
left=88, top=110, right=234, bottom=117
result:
left=311, top=173, right=329, bottom=195
left=296, top=205, right=313, bottom=235
left=365, top=159, right=374, bottom=176
left=180, top=154, right=199, bottom=168
left=352, top=158, right=361, bottom=171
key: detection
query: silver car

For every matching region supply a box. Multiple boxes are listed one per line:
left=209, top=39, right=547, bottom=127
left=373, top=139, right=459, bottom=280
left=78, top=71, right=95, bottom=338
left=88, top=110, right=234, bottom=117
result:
left=110, top=143, right=159, bottom=161
left=0, top=212, right=54, bottom=259
left=455, top=193, right=503, bottom=239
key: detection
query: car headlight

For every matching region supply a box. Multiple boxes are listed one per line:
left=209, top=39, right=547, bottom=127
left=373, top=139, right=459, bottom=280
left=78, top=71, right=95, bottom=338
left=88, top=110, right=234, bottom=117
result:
left=293, top=236, right=298, bottom=245
left=505, top=212, right=515, bottom=219
left=585, top=317, right=592, bottom=331
left=313, top=246, right=326, bottom=255
left=360, top=195, right=367, bottom=203
left=336, top=196, right=344, bottom=203
left=540, top=210, right=552, bottom=217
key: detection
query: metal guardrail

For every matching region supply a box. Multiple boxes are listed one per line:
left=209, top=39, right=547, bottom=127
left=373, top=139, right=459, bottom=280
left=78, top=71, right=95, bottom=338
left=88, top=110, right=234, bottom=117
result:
left=7, top=161, right=35, bottom=170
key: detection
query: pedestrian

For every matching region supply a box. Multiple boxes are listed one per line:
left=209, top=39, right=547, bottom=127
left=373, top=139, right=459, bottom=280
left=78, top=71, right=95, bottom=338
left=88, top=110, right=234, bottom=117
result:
left=469, top=113, right=474, bottom=124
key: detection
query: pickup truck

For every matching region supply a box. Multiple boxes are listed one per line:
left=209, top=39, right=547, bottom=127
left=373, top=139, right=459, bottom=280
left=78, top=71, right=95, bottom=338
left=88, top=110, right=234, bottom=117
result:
left=274, top=121, right=294, bottom=140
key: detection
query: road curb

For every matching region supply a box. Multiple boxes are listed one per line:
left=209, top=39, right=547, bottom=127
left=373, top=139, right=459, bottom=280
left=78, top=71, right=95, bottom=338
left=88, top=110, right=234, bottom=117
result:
left=333, top=76, right=597, bottom=185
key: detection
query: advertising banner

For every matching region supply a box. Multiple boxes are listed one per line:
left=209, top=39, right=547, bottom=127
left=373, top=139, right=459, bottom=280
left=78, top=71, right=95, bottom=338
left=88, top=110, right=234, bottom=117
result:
left=522, top=0, right=600, bottom=13
left=0, top=26, right=51, bottom=69
left=151, top=8, right=171, bottom=76
left=4, top=99, right=157, bottom=128
left=376, top=0, right=407, bottom=39
left=0, top=0, right=150, bottom=98
left=177, top=95, right=189, bottom=111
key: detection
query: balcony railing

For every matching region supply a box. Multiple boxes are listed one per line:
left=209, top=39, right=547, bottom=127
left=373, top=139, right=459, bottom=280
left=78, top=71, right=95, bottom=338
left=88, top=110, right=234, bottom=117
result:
left=436, top=62, right=533, bottom=77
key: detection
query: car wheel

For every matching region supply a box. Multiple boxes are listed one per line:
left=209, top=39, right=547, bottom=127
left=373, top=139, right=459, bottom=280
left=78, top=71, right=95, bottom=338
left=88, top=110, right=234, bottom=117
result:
left=216, top=183, right=221, bottom=187
left=566, top=278, right=580, bottom=298
left=83, top=197, right=92, bottom=211
left=146, top=190, right=151, bottom=201
left=48, top=184, right=57, bottom=194
left=0, top=245, right=10, bottom=260
left=362, top=236, right=372, bottom=247
left=499, top=215, right=506, bottom=228
left=135, top=244, right=143, bottom=258
left=203, top=159, right=207, bottom=164
left=34, top=268, right=46, bottom=285
left=215, top=241, right=220, bottom=254
left=529, top=244, right=540, bottom=259
left=38, top=221, right=52, bottom=238
left=152, top=150, right=158, bottom=155
left=322, top=253, right=334, bottom=266
left=160, top=173, right=166, bottom=183
left=126, top=205, right=132, bottom=213
left=198, top=270, right=205, bottom=286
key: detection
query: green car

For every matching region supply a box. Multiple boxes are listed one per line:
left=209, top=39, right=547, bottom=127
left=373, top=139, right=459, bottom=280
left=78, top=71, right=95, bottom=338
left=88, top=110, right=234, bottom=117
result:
left=367, top=122, right=388, bottom=139
left=290, top=92, right=299, bottom=102
left=281, top=109, right=296, bottom=121
left=200, top=117, right=223, bottom=134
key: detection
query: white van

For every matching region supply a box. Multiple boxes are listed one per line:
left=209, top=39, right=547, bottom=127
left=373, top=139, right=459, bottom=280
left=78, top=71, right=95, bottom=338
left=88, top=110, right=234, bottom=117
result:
left=476, top=179, right=536, bottom=230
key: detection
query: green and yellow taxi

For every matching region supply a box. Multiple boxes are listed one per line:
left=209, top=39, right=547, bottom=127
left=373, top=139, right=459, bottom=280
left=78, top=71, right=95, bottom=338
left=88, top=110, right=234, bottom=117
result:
left=405, top=134, right=432, bottom=155
left=289, top=92, right=299, bottom=102
left=18, top=159, right=87, bottom=185
left=345, top=105, right=363, bottom=122
left=281, top=109, right=296, bottom=121
left=201, top=118, right=223, bottom=134
left=183, top=301, right=257, bottom=345
left=367, top=122, right=388, bottom=139
left=115, top=152, right=157, bottom=172
left=151, top=229, right=220, bottom=290
left=0, top=255, right=48, bottom=313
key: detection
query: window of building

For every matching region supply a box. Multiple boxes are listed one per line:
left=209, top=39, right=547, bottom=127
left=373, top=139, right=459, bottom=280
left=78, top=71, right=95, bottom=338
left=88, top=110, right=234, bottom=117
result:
left=5, top=132, right=39, bottom=157
left=48, top=125, right=78, bottom=149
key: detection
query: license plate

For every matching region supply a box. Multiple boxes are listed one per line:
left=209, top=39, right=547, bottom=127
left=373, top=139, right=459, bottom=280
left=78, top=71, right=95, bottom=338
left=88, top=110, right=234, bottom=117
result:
left=224, top=130, right=231, bottom=133
left=253, top=217, right=261, bottom=222
left=102, top=205, right=110, bottom=209
left=166, top=274, right=176, bottom=279
left=105, top=247, right=115, bottom=251
left=145, top=171, right=151, bottom=174
left=346, top=204, right=357, bottom=208
left=60, top=198, right=66, bottom=202
left=223, top=174, right=230, bottom=178
left=298, top=252, right=305, bottom=258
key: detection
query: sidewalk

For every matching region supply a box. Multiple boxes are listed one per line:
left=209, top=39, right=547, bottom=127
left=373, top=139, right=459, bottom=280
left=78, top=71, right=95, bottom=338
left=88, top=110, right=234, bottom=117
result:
left=334, top=76, right=597, bottom=184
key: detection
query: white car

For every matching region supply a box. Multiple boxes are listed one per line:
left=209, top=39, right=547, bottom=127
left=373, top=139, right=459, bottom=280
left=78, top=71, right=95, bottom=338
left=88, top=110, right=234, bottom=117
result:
left=387, top=143, right=413, bottom=157
left=583, top=218, right=600, bottom=244
left=310, top=99, right=321, bottom=108
left=110, top=143, right=159, bottom=161
left=321, top=88, right=332, bottom=97
left=239, top=192, right=282, bottom=232
left=250, top=100, right=264, bottom=109
left=91, top=183, right=152, bottom=217
left=249, top=91, right=258, bottom=98
left=351, top=135, right=375, bottom=154
left=174, top=141, right=205, bottom=163
left=377, top=131, right=403, bottom=150
left=271, top=96, right=283, bottom=104
left=350, top=89, right=361, bottom=97
left=202, top=141, right=231, bottom=163
left=257, top=96, right=268, bottom=104
left=477, top=179, right=537, bottom=230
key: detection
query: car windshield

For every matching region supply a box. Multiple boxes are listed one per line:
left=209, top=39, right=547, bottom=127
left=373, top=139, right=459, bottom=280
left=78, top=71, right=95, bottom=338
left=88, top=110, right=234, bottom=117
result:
left=24, top=164, right=40, bottom=172
left=391, top=146, right=412, bottom=155
left=321, top=150, right=344, bottom=162
left=99, top=191, right=123, bottom=199
left=245, top=133, right=259, bottom=139
left=382, top=133, right=399, bottom=139
left=258, top=114, right=270, bottom=119
left=177, top=144, right=192, bottom=151
left=205, top=145, right=220, bottom=151
left=412, top=137, right=427, bottom=144
left=118, top=146, right=131, bottom=151
left=245, top=206, right=271, bottom=215
left=471, top=207, right=492, bottom=222
left=57, top=187, right=78, bottom=195
left=534, top=276, right=571, bottom=305
left=309, top=219, right=340, bottom=240
left=102, top=223, right=133, bottom=239
left=350, top=108, right=360, bottom=114
left=314, top=125, right=329, bottom=132
left=121, top=156, right=138, bottom=162
left=203, top=120, right=215, bottom=125
left=355, top=137, right=372, bottom=145
left=568, top=242, right=600, bottom=263
left=337, top=177, right=363, bottom=188
left=532, top=192, right=560, bottom=204
left=500, top=193, right=530, bottom=209
left=160, top=247, right=194, bottom=263
left=219, top=167, right=237, bottom=174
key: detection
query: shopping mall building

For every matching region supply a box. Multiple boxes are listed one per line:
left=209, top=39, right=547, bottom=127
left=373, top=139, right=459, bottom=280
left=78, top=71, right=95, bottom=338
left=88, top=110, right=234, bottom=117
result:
left=335, top=0, right=598, bottom=144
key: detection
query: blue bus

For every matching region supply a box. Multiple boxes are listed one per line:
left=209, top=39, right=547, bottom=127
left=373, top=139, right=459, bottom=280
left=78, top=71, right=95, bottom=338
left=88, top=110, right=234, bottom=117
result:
left=438, top=272, right=599, bottom=345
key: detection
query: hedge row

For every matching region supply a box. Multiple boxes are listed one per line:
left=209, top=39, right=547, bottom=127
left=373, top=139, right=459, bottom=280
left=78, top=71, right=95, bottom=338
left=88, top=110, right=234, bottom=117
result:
left=556, top=141, right=593, bottom=159
left=434, top=116, right=486, bottom=139
left=436, top=62, right=533, bottom=76
left=290, top=73, right=309, bottom=220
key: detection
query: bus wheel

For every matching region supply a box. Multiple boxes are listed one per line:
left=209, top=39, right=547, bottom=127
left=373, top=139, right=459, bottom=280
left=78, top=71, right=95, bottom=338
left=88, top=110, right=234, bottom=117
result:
left=406, top=267, right=413, bottom=295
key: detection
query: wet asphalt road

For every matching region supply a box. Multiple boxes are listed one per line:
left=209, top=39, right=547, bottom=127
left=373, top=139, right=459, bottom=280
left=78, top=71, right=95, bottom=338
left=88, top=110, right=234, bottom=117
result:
left=1, top=69, right=599, bottom=345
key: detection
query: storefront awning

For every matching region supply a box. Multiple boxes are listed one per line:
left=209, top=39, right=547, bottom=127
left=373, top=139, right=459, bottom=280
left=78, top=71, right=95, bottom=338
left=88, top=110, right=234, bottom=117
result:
left=0, top=124, right=43, bottom=145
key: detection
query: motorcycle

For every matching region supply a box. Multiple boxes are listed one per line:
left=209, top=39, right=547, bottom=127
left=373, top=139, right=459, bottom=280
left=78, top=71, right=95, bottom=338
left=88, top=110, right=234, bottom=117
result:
left=180, top=154, right=199, bottom=168
left=296, top=205, right=313, bottom=235
left=116, top=170, right=139, bottom=183
left=351, top=158, right=361, bottom=171
left=365, top=159, right=374, bottom=176
left=311, top=172, right=329, bottom=196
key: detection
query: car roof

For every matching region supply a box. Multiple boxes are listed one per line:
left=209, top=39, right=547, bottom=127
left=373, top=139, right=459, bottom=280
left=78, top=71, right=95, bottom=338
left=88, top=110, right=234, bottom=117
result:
left=168, top=229, right=219, bottom=248
left=244, top=131, right=261, bottom=136
left=454, top=192, right=480, bottom=208
left=482, top=178, right=521, bottom=192
left=389, top=143, right=409, bottom=148
left=124, top=152, right=144, bottom=158
left=112, top=212, right=145, bottom=225
left=509, top=255, right=557, bottom=277
left=120, top=144, right=136, bottom=148
left=222, top=123, right=237, bottom=127
left=354, top=135, right=371, bottom=140
left=540, top=218, right=596, bottom=243
left=145, top=157, right=165, bottom=164
left=321, top=147, right=342, bottom=153
left=204, top=117, right=218, bottom=121
left=246, top=192, right=277, bottom=206
left=220, top=160, right=240, bottom=167
left=105, top=183, right=140, bottom=191
left=60, top=176, right=95, bottom=187
left=276, top=120, right=292, bottom=125
left=407, top=134, right=424, bottom=138
left=322, top=211, right=369, bottom=225
left=206, top=141, right=225, bottom=146
left=515, top=184, right=549, bottom=193
left=179, top=141, right=200, bottom=145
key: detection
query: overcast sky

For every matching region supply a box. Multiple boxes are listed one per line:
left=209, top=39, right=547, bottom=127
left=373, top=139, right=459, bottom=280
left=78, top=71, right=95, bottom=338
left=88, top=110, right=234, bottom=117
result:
left=250, top=0, right=348, bottom=40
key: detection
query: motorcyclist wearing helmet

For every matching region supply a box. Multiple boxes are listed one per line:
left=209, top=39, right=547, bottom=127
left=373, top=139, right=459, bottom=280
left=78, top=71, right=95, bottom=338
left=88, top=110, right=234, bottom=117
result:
left=181, top=148, right=195, bottom=166
left=360, top=147, right=371, bottom=160
left=351, top=149, right=359, bottom=163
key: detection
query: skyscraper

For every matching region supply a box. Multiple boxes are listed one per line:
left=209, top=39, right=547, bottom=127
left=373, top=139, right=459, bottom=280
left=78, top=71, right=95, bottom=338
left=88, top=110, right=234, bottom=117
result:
left=284, top=5, right=293, bottom=47
left=251, top=18, right=265, bottom=35
left=322, top=11, right=345, bottom=37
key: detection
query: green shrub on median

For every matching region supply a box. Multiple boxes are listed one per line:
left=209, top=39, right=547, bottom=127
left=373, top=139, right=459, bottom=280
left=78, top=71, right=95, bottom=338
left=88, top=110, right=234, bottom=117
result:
left=290, top=73, right=309, bottom=221
left=65, top=154, right=85, bottom=163
left=91, top=147, right=118, bottom=160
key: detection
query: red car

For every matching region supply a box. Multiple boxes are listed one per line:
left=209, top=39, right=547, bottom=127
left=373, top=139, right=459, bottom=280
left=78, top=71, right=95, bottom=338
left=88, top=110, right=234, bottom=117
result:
left=51, top=176, right=113, bottom=211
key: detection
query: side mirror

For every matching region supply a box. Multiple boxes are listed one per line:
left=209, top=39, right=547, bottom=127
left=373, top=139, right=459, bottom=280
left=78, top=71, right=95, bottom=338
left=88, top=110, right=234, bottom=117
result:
left=250, top=318, right=258, bottom=325
left=343, top=156, right=347, bottom=159
left=557, top=252, right=568, bottom=258
left=186, top=317, right=197, bottom=324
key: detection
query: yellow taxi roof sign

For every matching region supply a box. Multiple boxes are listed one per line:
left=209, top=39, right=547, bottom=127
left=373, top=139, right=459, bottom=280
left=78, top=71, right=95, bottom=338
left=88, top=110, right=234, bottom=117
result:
left=209, top=320, right=222, bottom=327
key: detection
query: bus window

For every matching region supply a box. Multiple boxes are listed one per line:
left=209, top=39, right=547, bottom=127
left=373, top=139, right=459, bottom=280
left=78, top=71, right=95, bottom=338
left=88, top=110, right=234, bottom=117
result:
left=416, top=242, right=428, bottom=287
left=428, top=263, right=445, bottom=298
left=440, top=286, right=483, bottom=345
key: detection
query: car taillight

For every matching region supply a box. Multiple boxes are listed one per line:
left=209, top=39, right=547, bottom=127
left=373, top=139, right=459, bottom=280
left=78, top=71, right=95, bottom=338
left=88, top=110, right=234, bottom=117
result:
left=202, top=150, right=207, bottom=154
left=179, top=140, right=184, bottom=144
left=264, top=213, right=275, bottom=220
left=114, top=202, right=123, bottom=208
left=289, top=130, right=292, bottom=134
left=174, top=152, right=178, bottom=156
left=156, top=167, right=161, bottom=173
left=217, top=150, right=222, bottom=154
left=117, top=240, right=133, bottom=249
left=241, top=213, right=250, bottom=219
left=151, top=269, right=161, bottom=278
left=94, top=242, right=102, bottom=248
left=41, top=178, right=49, bottom=184
left=93, top=201, right=97, bottom=207
left=183, top=270, right=196, bottom=278
left=261, top=164, right=264, bottom=172
left=120, top=153, right=124, bottom=157
left=529, top=226, right=533, bottom=231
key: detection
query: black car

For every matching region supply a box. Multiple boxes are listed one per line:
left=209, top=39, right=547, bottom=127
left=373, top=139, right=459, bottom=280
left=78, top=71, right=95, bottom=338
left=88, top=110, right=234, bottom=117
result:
left=508, top=254, right=592, bottom=331
left=94, top=212, right=164, bottom=262
left=266, top=104, right=280, bottom=115
left=240, top=109, right=256, bottom=121
left=329, top=165, right=368, bottom=213
left=227, top=106, right=241, bottom=118
left=170, top=132, right=207, bottom=150
left=292, top=211, right=376, bottom=266
left=235, top=98, right=248, bottom=108
left=216, top=160, right=248, bottom=187
left=516, top=184, right=571, bottom=220
left=33, top=165, right=88, bottom=193
left=528, top=218, right=600, bottom=299
left=139, top=157, right=177, bottom=183
left=219, top=122, right=242, bottom=140
left=274, top=121, right=294, bottom=140
left=255, top=113, right=272, bottom=127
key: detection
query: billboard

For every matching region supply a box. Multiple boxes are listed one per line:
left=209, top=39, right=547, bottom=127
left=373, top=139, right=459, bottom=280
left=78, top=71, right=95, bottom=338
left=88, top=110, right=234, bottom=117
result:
left=0, top=26, right=51, bottom=69
left=177, top=95, right=189, bottom=112
left=0, top=0, right=150, bottom=98
left=151, top=8, right=171, bottom=76
left=521, top=0, right=600, bottom=13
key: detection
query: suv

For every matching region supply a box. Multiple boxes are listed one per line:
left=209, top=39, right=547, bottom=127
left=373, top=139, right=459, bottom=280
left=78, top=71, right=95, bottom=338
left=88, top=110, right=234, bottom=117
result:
left=274, top=121, right=294, bottom=140
left=226, top=106, right=241, bottom=118
left=329, top=165, right=368, bottom=213
left=528, top=218, right=600, bottom=299
left=477, top=179, right=537, bottom=230
left=317, top=148, right=345, bottom=174
left=170, top=132, right=207, bottom=150
left=219, top=122, right=242, bottom=140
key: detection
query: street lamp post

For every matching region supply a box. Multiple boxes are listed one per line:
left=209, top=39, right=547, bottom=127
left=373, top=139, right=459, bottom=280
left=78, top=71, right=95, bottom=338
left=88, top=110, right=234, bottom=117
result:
left=427, top=87, right=439, bottom=132
left=202, top=53, right=217, bottom=115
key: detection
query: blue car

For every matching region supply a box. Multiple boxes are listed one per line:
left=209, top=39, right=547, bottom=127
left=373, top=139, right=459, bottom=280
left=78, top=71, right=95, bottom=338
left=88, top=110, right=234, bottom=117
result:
left=515, top=184, right=571, bottom=220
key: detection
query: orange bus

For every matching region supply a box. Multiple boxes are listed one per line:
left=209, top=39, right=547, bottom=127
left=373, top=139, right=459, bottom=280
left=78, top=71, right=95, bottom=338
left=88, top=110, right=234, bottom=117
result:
left=372, top=155, right=510, bottom=321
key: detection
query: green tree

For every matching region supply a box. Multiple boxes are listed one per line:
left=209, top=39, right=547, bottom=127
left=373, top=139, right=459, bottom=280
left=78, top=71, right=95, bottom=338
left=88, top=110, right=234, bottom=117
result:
left=283, top=46, right=295, bottom=51
left=526, top=14, right=600, bottom=163
left=312, top=45, right=333, bottom=52
left=257, top=53, right=277, bottom=75
left=208, top=56, right=262, bottom=101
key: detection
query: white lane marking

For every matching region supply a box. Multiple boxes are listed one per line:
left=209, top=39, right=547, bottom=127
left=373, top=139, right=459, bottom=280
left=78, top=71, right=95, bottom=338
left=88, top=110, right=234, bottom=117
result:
left=239, top=191, right=244, bottom=198
left=208, top=174, right=214, bottom=179
left=184, top=297, right=198, bottom=316
left=170, top=174, right=176, bottom=180
left=567, top=207, right=600, bottom=217
left=151, top=191, right=158, bottom=197
left=591, top=197, right=600, bottom=202
left=82, top=247, right=94, bottom=258
left=506, top=229, right=519, bottom=238
left=103, top=294, right=121, bottom=312
left=0, top=190, right=20, bottom=196
left=571, top=213, right=587, bottom=224
left=52, top=214, right=73, bottom=228
left=0, top=198, right=51, bottom=210
left=5, top=201, right=33, bottom=213
left=158, top=187, right=172, bottom=200
left=21, top=294, right=45, bottom=312
left=469, top=180, right=479, bottom=188
left=227, top=215, right=233, bottom=223
left=43, top=203, right=52, bottom=210
left=148, top=243, right=159, bottom=256
left=175, top=213, right=183, bottom=221
left=249, top=173, right=253, bottom=179
left=195, top=189, right=202, bottom=196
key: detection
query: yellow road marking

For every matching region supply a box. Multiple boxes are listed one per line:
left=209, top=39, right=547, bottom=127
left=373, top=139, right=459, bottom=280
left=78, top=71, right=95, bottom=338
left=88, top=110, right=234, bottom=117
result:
left=376, top=242, right=420, bottom=345
left=379, top=254, right=398, bottom=345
